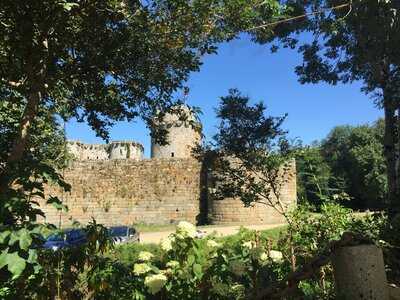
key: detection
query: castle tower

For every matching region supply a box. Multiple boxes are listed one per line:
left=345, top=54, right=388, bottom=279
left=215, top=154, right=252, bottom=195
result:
left=151, top=105, right=202, bottom=159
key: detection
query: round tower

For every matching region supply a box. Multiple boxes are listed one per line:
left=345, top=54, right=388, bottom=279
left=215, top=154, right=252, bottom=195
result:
left=109, top=141, right=144, bottom=160
left=151, top=105, right=201, bottom=159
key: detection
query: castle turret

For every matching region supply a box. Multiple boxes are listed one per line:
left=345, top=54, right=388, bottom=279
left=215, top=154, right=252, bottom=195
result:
left=109, top=141, right=144, bottom=160
left=151, top=105, right=201, bottom=159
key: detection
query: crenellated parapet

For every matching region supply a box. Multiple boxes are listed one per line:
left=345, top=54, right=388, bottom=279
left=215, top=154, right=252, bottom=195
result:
left=66, top=140, right=144, bottom=161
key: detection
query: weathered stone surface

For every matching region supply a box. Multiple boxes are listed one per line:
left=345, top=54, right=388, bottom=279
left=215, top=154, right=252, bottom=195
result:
left=41, top=159, right=202, bottom=226
left=389, top=285, right=400, bottom=300
left=67, top=140, right=144, bottom=161
left=40, top=158, right=296, bottom=227
left=41, top=106, right=296, bottom=227
left=332, top=245, right=389, bottom=300
left=151, top=105, right=201, bottom=159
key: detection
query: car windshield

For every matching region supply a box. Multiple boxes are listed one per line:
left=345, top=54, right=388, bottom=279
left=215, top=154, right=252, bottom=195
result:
left=66, top=230, right=85, bottom=241
left=109, top=226, right=128, bottom=237
left=46, top=233, right=64, bottom=242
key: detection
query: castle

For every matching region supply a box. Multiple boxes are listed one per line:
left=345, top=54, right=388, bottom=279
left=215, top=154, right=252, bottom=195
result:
left=42, top=106, right=296, bottom=227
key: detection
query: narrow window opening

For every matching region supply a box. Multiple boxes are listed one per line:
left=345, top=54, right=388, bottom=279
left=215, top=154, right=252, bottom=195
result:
left=171, top=152, right=174, bottom=157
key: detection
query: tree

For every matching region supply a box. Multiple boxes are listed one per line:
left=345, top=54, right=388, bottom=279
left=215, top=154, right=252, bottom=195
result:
left=252, top=0, right=400, bottom=215
left=295, top=144, right=333, bottom=208
left=0, top=0, right=284, bottom=283
left=0, top=0, right=282, bottom=189
left=201, top=89, right=294, bottom=217
left=321, top=120, right=387, bottom=209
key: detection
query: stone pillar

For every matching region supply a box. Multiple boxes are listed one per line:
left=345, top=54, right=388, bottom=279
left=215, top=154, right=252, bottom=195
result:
left=332, top=245, right=389, bottom=300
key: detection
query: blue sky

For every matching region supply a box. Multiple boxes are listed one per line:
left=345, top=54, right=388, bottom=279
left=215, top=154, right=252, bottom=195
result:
left=67, top=35, right=383, bottom=158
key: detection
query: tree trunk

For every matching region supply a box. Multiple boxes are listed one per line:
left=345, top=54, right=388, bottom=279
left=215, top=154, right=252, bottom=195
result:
left=0, top=31, right=48, bottom=193
left=0, top=89, right=41, bottom=192
left=383, top=94, right=399, bottom=217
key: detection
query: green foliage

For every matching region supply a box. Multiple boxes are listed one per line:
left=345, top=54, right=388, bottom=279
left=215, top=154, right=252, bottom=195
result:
left=295, top=145, right=334, bottom=207
left=1, top=213, right=391, bottom=299
left=253, top=0, right=400, bottom=213
left=199, top=89, right=295, bottom=215
left=280, top=203, right=388, bottom=298
left=0, top=0, right=282, bottom=142
left=0, top=220, right=114, bottom=300
left=321, top=120, right=387, bottom=209
left=282, top=203, right=353, bottom=262
left=296, top=120, right=387, bottom=210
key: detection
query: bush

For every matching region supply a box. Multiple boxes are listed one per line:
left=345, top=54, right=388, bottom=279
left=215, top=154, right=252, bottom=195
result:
left=3, top=207, right=391, bottom=299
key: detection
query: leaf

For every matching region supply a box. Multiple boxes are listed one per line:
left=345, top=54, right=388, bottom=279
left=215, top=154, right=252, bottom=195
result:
left=8, top=231, right=20, bottom=246
left=27, top=249, right=38, bottom=264
left=59, top=1, right=79, bottom=11
left=193, top=263, right=203, bottom=279
left=19, top=229, right=32, bottom=251
left=7, top=252, right=26, bottom=278
left=187, top=255, right=195, bottom=266
left=0, top=250, right=9, bottom=269
left=0, top=230, right=11, bottom=244
left=47, top=196, right=69, bottom=212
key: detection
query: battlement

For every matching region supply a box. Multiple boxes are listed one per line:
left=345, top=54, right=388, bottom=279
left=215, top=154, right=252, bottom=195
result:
left=67, top=140, right=144, bottom=161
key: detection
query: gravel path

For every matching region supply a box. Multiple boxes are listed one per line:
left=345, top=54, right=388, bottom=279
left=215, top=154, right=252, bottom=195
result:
left=139, top=223, right=286, bottom=244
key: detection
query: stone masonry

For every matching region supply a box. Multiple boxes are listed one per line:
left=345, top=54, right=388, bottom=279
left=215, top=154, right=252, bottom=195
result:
left=40, top=105, right=297, bottom=227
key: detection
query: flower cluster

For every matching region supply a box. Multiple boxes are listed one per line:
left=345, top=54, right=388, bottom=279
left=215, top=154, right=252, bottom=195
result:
left=207, top=239, right=220, bottom=249
left=160, top=236, right=174, bottom=252
left=144, top=274, right=168, bottom=295
left=242, top=240, right=256, bottom=249
left=133, top=263, right=151, bottom=275
left=138, top=251, right=154, bottom=262
left=176, top=221, right=197, bottom=238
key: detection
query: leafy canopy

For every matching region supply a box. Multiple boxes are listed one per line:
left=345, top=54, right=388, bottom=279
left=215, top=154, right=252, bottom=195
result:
left=0, top=0, right=282, bottom=140
left=252, top=0, right=400, bottom=213
left=200, top=89, right=294, bottom=215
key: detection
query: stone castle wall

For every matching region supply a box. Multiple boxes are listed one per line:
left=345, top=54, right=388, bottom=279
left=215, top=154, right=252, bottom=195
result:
left=41, top=159, right=296, bottom=227
left=42, top=159, right=203, bottom=226
left=208, top=161, right=297, bottom=225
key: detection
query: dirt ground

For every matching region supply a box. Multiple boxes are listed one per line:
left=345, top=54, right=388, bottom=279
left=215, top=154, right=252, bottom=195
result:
left=139, top=223, right=285, bottom=244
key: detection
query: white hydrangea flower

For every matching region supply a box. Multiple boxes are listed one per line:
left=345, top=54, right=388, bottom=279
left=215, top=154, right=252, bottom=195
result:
left=259, top=252, right=269, bottom=262
left=138, top=251, right=154, bottom=262
left=160, top=236, right=174, bottom=252
left=176, top=221, right=197, bottom=238
left=269, top=250, right=283, bottom=263
left=166, top=260, right=180, bottom=268
left=144, top=273, right=168, bottom=295
left=242, top=241, right=255, bottom=249
left=207, top=239, right=220, bottom=248
left=133, top=263, right=151, bottom=275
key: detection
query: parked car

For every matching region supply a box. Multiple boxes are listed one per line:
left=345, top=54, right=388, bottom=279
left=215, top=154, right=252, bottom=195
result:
left=108, top=226, right=140, bottom=244
left=43, top=229, right=87, bottom=251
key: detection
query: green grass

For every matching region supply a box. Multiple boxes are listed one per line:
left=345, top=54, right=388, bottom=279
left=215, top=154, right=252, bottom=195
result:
left=219, top=225, right=287, bottom=245
left=134, top=222, right=288, bottom=233
left=260, top=225, right=287, bottom=241
left=133, top=223, right=177, bottom=233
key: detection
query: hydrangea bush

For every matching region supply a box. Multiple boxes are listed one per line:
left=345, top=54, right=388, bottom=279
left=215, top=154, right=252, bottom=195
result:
left=127, top=221, right=288, bottom=299
left=4, top=206, right=387, bottom=299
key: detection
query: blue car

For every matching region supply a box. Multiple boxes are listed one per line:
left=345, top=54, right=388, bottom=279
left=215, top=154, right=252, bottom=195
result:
left=108, top=226, right=140, bottom=244
left=43, top=229, right=87, bottom=250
